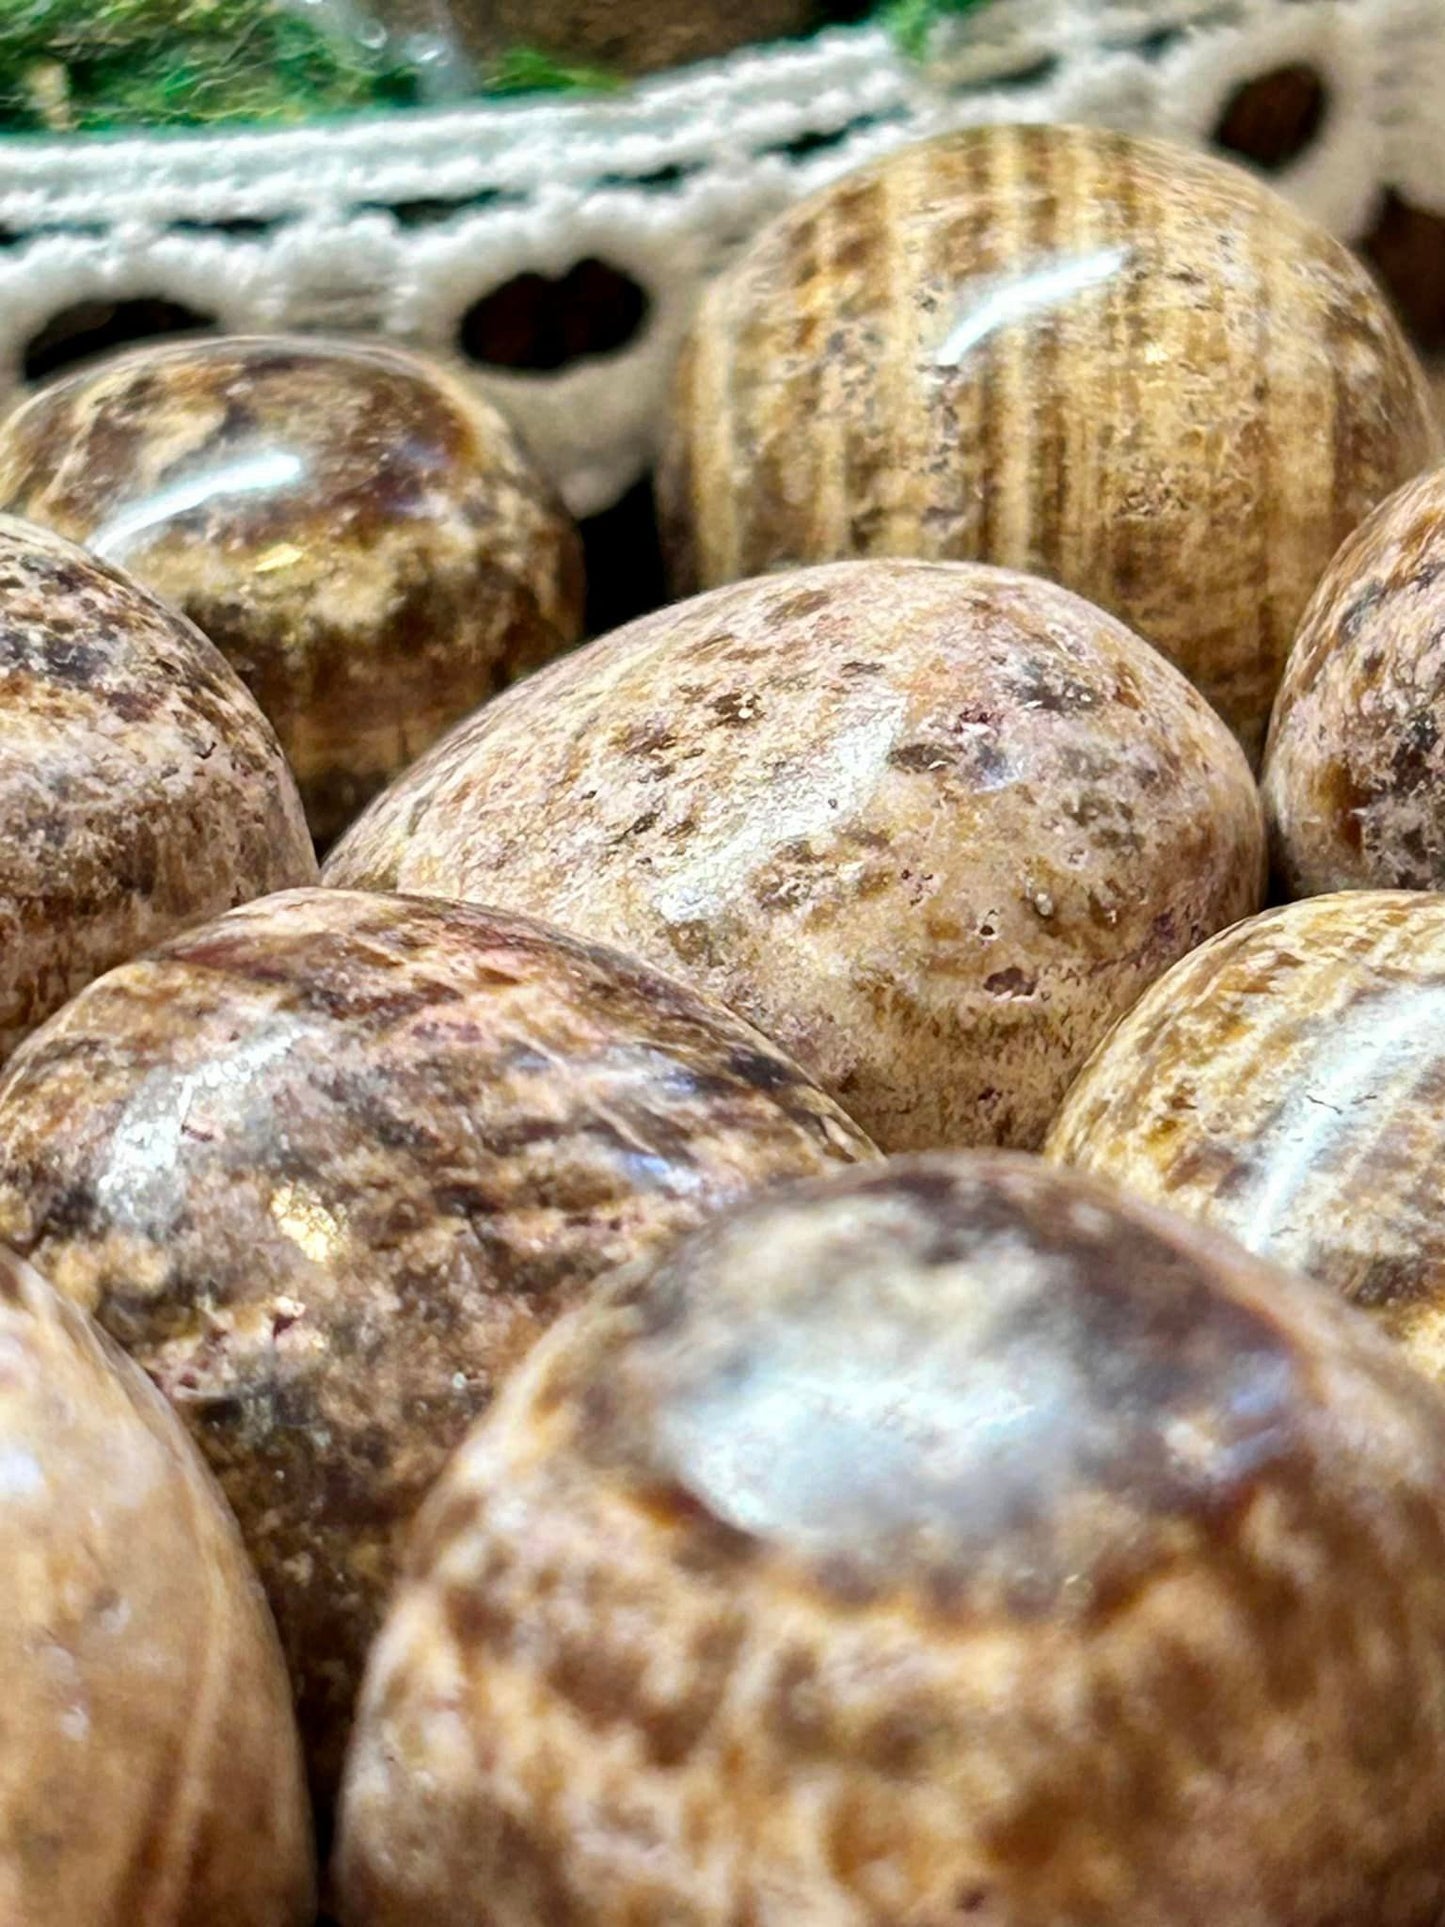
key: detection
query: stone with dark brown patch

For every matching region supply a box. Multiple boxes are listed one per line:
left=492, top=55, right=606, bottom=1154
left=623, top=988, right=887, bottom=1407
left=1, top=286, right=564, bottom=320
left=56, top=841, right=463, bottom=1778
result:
left=0, top=335, right=585, bottom=844
left=0, top=886, right=873, bottom=1815
left=0, top=1243, right=313, bottom=1925
left=0, top=515, right=316, bottom=1065
left=377, top=0, right=825, bottom=73
left=338, top=1152, right=1445, bottom=1927
left=659, top=124, right=1439, bottom=762
left=1264, top=462, right=1445, bottom=893
left=325, top=559, right=1265, bottom=1151
left=1048, top=892, right=1445, bottom=1389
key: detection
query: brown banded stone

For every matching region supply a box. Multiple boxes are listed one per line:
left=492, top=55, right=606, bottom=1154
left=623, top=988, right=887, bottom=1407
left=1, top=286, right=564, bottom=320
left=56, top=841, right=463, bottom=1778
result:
left=1264, top=461, right=1445, bottom=894
left=1047, top=892, right=1445, bottom=1383
left=0, top=334, right=585, bottom=843
left=339, top=1152, right=1445, bottom=1927
left=0, top=1244, right=313, bottom=1926
left=659, top=124, right=1439, bottom=761
left=324, top=558, right=1266, bottom=1151
left=0, top=885, right=873, bottom=1813
left=0, top=514, right=315, bottom=1066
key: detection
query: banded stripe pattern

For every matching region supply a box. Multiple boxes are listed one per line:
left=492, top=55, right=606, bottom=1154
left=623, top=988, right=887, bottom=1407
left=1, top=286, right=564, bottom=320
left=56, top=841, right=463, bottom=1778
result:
left=662, top=124, right=1440, bottom=761
left=1047, top=891, right=1445, bottom=1380
left=0, top=1247, right=312, bottom=1926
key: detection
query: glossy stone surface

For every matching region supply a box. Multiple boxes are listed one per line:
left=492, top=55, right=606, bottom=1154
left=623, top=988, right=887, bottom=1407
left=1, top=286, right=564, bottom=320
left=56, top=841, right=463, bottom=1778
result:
left=1265, top=462, right=1445, bottom=894
left=0, top=335, right=585, bottom=843
left=0, top=1245, right=313, bottom=1926
left=0, top=886, right=872, bottom=1813
left=340, top=1152, right=1445, bottom=1927
left=1047, top=893, right=1445, bottom=1380
left=326, top=559, right=1265, bottom=1151
left=660, top=125, right=1439, bottom=761
left=0, top=515, right=315, bottom=1066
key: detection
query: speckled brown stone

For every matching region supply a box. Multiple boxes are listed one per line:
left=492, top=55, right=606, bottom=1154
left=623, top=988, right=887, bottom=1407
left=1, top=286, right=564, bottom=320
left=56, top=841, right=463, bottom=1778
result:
left=0, top=335, right=586, bottom=844
left=339, top=1151, right=1445, bottom=1927
left=659, top=124, right=1440, bottom=761
left=325, top=559, right=1266, bottom=1151
left=0, top=1244, right=313, bottom=1926
left=0, top=514, right=316, bottom=1066
left=0, top=885, right=873, bottom=1816
left=1047, top=893, right=1445, bottom=1384
left=1263, top=462, right=1445, bottom=894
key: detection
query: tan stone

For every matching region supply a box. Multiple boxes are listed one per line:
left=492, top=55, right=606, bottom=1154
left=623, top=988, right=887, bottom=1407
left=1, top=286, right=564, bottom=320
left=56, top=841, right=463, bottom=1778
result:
left=340, top=1152, right=1445, bottom=1927
left=0, top=335, right=584, bottom=843
left=325, top=558, right=1266, bottom=1150
left=0, top=1245, right=312, bottom=1925
left=0, top=885, right=873, bottom=1813
left=1264, top=460, right=1445, bottom=894
left=1046, top=891, right=1445, bottom=1387
left=0, top=514, right=315, bottom=1066
left=660, top=125, right=1439, bottom=761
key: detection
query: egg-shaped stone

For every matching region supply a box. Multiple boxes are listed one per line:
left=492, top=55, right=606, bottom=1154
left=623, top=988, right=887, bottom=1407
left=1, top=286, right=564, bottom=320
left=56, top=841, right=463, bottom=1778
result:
left=1046, top=891, right=1445, bottom=1377
left=325, top=559, right=1266, bottom=1151
left=339, top=1152, right=1445, bottom=1927
left=1265, top=462, right=1445, bottom=894
left=659, top=124, right=1439, bottom=760
left=1, top=1244, right=313, bottom=1925
left=0, top=335, right=586, bottom=843
left=0, top=885, right=873, bottom=1812
left=0, top=514, right=315, bottom=1066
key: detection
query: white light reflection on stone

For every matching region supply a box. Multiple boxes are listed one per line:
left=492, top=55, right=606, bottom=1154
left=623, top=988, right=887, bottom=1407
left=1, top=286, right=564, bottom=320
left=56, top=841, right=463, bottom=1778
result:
left=89, top=450, right=305, bottom=561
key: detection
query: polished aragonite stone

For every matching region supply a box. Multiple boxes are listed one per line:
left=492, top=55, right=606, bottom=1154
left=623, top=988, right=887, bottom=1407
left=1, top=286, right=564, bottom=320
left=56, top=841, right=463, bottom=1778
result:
left=0, top=334, right=585, bottom=842
left=340, top=1153, right=1445, bottom=1927
left=0, top=886, right=872, bottom=1812
left=1049, top=892, right=1445, bottom=1382
left=661, top=124, right=1440, bottom=762
left=0, top=1245, right=312, bottom=1925
left=326, top=560, right=1265, bottom=1152
left=1265, top=461, right=1445, bottom=895
left=0, top=514, right=315, bottom=1064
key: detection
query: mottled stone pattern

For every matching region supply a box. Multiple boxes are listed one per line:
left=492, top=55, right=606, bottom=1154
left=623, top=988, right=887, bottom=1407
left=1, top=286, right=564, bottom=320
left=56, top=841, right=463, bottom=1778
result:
left=0, top=514, right=316, bottom=1065
left=326, top=559, right=1265, bottom=1151
left=1264, top=462, right=1445, bottom=894
left=0, top=886, right=873, bottom=1813
left=339, top=1153, right=1445, bottom=1927
left=660, top=124, right=1440, bottom=761
left=0, top=335, right=586, bottom=843
left=0, top=1245, right=313, bottom=1926
left=1047, top=892, right=1445, bottom=1385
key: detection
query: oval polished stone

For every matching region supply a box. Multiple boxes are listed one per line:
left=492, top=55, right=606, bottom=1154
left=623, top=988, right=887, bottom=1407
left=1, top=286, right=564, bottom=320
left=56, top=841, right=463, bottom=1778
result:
left=1265, top=462, right=1445, bottom=894
left=0, top=335, right=586, bottom=843
left=0, top=886, right=873, bottom=1812
left=325, top=559, right=1266, bottom=1152
left=0, top=514, right=316, bottom=1066
left=660, top=124, right=1440, bottom=761
left=1047, top=892, right=1445, bottom=1378
left=339, top=1153, right=1445, bottom=1927
left=1, top=1245, right=313, bottom=1926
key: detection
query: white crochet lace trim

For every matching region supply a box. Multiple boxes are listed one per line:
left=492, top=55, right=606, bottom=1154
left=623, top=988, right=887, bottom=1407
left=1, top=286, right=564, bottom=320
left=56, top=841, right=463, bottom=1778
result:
left=0, top=0, right=1437, bottom=516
